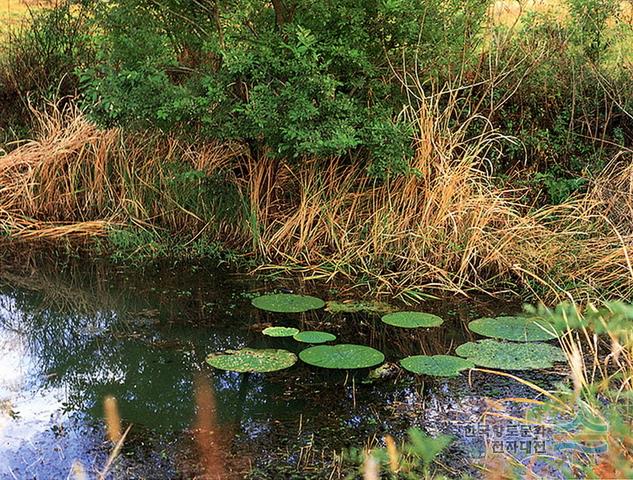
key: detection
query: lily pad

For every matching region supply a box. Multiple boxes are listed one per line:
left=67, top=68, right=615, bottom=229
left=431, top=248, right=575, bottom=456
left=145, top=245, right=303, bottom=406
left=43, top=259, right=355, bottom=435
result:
left=326, top=300, right=396, bottom=315
left=293, top=331, right=337, bottom=344
left=206, top=348, right=297, bottom=372
left=455, top=339, right=565, bottom=371
left=252, top=293, right=325, bottom=313
left=400, top=355, right=474, bottom=377
left=381, top=311, right=443, bottom=329
left=262, top=326, right=300, bottom=337
left=299, top=344, right=385, bottom=369
left=468, top=316, right=557, bottom=342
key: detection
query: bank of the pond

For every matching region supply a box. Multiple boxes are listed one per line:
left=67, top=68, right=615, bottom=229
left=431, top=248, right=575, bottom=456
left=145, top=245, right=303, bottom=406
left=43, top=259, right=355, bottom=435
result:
left=2, top=104, right=633, bottom=304
left=0, top=257, right=578, bottom=479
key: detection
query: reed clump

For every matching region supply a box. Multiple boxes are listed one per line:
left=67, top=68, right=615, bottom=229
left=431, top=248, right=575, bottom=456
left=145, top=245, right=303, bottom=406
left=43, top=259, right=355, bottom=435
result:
left=1, top=98, right=632, bottom=301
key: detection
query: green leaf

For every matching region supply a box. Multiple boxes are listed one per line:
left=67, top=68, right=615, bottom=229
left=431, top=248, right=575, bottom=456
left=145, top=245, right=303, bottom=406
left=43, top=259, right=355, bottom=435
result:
left=206, top=348, right=297, bottom=372
left=381, top=311, right=443, bottom=328
left=251, top=293, right=325, bottom=313
left=468, top=316, right=558, bottom=342
left=400, top=355, right=474, bottom=377
left=299, top=344, right=385, bottom=369
left=455, top=340, right=565, bottom=371
left=262, top=326, right=300, bottom=337
left=293, top=331, right=337, bottom=343
left=406, top=428, right=453, bottom=468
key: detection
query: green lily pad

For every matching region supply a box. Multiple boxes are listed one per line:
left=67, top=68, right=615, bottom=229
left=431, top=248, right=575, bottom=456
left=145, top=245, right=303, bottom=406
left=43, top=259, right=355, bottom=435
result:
left=400, top=355, right=474, bottom=377
left=251, top=293, right=325, bottom=313
left=468, top=316, right=557, bottom=342
left=381, top=311, right=443, bottom=329
left=293, top=331, right=337, bottom=344
left=299, top=344, right=385, bottom=369
left=455, top=339, right=565, bottom=371
left=206, top=348, right=297, bottom=372
left=262, top=326, right=300, bottom=337
left=326, top=300, right=396, bottom=315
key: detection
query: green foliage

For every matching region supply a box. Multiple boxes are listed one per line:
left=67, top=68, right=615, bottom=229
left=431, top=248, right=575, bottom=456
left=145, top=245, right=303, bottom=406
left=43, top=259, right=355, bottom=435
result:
left=349, top=428, right=453, bottom=479
left=299, top=344, right=384, bottom=369
left=381, top=311, right=444, bottom=329
left=455, top=339, right=566, bottom=371
left=292, top=331, right=337, bottom=344
left=467, top=316, right=558, bottom=342
left=79, top=0, right=489, bottom=176
left=251, top=293, right=325, bottom=313
left=206, top=348, right=297, bottom=372
left=262, top=326, right=300, bottom=337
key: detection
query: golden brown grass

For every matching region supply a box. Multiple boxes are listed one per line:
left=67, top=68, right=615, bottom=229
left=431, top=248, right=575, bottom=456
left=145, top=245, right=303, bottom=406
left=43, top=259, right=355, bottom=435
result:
left=1, top=98, right=632, bottom=302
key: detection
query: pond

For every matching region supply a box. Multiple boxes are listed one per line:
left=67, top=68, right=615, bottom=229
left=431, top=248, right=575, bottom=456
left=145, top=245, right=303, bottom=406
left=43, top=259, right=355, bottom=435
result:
left=0, top=257, right=569, bottom=479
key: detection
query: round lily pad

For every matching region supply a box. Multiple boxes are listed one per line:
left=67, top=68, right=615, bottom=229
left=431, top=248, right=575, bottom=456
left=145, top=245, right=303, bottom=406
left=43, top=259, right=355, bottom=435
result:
left=293, top=331, right=337, bottom=344
left=381, top=311, right=443, bottom=329
left=455, top=339, right=565, bottom=371
left=400, top=355, right=474, bottom=377
left=206, top=348, right=297, bottom=372
left=299, top=344, right=385, bottom=369
left=262, top=326, right=300, bottom=337
left=468, top=316, right=557, bottom=342
left=251, top=293, right=325, bottom=313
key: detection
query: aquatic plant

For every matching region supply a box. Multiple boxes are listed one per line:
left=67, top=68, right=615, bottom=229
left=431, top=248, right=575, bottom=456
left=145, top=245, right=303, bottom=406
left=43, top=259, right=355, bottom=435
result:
left=325, top=300, right=396, bottom=315
left=251, top=293, right=325, bottom=313
left=293, top=331, right=336, bottom=344
left=467, top=316, right=558, bottom=342
left=262, top=326, right=300, bottom=337
left=399, top=355, right=474, bottom=377
left=455, top=339, right=565, bottom=370
left=299, top=344, right=385, bottom=369
left=381, top=312, right=443, bottom=329
left=206, top=348, right=297, bottom=372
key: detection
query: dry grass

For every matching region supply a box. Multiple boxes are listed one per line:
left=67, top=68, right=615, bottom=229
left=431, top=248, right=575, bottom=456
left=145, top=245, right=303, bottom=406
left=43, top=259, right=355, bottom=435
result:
left=1, top=97, right=632, bottom=301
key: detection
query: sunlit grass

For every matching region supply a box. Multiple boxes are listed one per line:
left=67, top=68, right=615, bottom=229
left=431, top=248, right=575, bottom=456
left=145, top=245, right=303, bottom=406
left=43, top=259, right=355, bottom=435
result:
left=0, top=0, right=48, bottom=38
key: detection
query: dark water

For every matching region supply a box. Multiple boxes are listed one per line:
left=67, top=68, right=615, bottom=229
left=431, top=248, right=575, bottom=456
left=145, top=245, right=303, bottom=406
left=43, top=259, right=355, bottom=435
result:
left=0, top=258, right=567, bottom=479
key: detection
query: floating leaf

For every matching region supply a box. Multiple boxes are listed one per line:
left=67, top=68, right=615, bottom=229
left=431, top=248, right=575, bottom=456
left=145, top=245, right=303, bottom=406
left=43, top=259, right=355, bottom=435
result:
left=251, top=293, right=325, bottom=313
left=468, top=316, right=557, bottom=342
left=381, top=311, right=443, bottom=329
left=455, top=339, right=565, bottom=371
left=326, top=300, right=396, bottom=315
left=299, top=344, right=385, bottom=369
left=206, top=348, right=297, bottom=372
left=400, top=355, right=474, bottom=377
left=293, top=331, right=337, bottom=344
left=262, top=326, right=300, bottom=337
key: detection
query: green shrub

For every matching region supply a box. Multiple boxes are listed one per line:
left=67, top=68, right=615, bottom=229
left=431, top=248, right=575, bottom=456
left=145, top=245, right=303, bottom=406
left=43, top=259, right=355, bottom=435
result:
left=79, top=0, right=489, bottom=176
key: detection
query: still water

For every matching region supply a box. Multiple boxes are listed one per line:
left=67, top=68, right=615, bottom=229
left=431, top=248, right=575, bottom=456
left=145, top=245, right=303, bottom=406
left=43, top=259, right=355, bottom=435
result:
left=0, top=258, right=563, bottom=479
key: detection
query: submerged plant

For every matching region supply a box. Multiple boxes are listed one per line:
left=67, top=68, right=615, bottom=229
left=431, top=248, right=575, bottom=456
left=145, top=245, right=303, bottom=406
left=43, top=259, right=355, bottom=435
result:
left=468, top=316, right=558, bottom=342
left=262, top=326, right=300, bottom=337
left=326, top=300, right=396, bottom=315
left=293, top=331, right=336, bottom=344
left=206, top=348, right=297, bottom=372
left=251, top=293, right=325, bottom=313
left=299, top=344, right=385, bottom=369
left=455, top=339, right=565, bottom=371
left=400, top=355, right=474, bottom=377
left=381, top=312, right=444, bottom=329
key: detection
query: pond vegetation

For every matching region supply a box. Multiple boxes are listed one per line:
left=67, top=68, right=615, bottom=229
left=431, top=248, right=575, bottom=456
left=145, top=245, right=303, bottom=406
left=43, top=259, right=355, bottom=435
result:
left=0, top=0, right=632, bottom=478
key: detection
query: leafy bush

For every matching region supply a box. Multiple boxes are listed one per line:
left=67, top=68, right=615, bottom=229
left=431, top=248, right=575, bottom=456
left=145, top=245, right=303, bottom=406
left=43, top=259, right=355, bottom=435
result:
left=80, top=0, right=489, bottom=176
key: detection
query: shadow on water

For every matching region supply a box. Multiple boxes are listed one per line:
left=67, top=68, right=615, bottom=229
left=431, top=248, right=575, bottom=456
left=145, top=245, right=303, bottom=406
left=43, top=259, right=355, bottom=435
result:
left=0, top=257, right=565, bottom=479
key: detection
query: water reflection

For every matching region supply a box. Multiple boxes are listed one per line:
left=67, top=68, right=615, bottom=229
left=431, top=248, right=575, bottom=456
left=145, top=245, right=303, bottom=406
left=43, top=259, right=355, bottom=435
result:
left=0, top=259, right=531, bottom=478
